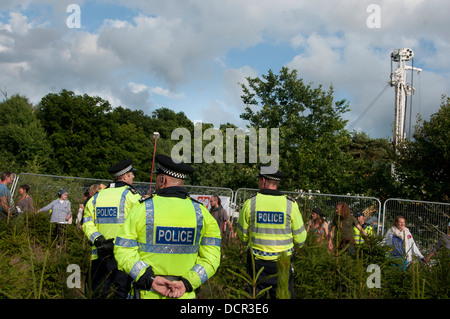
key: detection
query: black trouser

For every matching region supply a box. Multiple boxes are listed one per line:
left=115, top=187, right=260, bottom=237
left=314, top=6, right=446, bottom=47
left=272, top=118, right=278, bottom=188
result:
left=246, top=251, right=294, bottom=299
left=89, top=255, right=132, bottom=299
left=339, top=239, right=356, bottom=255
left=52, top=223, right=66, bottom=247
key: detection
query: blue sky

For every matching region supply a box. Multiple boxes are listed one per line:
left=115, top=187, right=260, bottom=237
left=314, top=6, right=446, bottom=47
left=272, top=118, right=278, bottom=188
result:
left=0, top=0, right=449, bottom=138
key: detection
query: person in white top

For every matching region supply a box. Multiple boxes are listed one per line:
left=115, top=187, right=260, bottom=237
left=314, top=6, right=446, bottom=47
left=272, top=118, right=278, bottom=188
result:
left=39, top=189, right=72, bottom=248
left=384, top=215, right=424, bottom=269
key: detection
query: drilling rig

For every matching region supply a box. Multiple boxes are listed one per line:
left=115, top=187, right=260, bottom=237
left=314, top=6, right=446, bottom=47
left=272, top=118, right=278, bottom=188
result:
left=389, top=48, right=422, bottom=149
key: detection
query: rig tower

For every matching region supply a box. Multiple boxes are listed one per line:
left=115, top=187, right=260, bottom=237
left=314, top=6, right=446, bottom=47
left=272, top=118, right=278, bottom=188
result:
left=389, top=48, right=422, bottom=149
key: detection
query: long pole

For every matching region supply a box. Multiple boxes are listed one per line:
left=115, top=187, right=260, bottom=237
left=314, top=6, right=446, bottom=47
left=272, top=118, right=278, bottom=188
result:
left=149, top=132, right=160, bottom=194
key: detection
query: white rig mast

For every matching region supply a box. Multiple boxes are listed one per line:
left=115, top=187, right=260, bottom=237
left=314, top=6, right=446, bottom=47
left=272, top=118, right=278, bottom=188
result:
left=389, top=48, right=422, bottom=149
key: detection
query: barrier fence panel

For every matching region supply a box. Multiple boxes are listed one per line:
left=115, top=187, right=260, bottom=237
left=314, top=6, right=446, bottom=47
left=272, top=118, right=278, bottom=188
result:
left=12, top=173, right=233, bottom=213
left=133, top=181, right=234, bottom=212
left=382, top=198, right=450, bottom=253
left=233, top=188, right=382, bottom=235
left=10, top=173, right=449, bottom=254
left=11, top=173, right=112, bottom=214
left=10, top=173, right=235, bottom=239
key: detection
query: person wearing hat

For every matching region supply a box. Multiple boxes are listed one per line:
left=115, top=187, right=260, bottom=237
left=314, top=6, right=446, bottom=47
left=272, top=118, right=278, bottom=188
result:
left=237, top=165, right=307, bottom=299
left=38, top=189, right=72, bottom=248
left=114, top=154, right=221, bottom=299
left=82, top=159, right=141, bottom=299
left=353, top=211, right=374, bottom=246
left=307, top=206, right=332, bottom=250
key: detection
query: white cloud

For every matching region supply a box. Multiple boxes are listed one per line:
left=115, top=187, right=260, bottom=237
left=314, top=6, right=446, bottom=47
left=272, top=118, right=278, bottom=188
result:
left=128, top=82, right=147, bottom=94
left=9, top=12, right=30, bottom=36
left=0, top=0, right=448, bottom=138
left=151, top=86, right=184, bottom=99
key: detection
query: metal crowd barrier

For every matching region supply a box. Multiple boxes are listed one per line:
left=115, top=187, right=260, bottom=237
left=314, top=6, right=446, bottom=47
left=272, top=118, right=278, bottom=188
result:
left=9, top=173, right=449, bottom=254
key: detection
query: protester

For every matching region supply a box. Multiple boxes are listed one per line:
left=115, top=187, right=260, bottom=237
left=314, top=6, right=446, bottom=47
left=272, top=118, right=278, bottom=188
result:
left=330, top=202, right=367, bottom=254
left=424, top=221, right=450, bottom=264
left=0, top=171, right=14, bottom=221
left=384, top=215, right=424, bottom=269
left=38, top=189, right=72, bottom=248
left=307, top=206, right=332, bottom=250
left=16, top=184, right=34, bottom=214
left=209, top=195, right=235, bottom=241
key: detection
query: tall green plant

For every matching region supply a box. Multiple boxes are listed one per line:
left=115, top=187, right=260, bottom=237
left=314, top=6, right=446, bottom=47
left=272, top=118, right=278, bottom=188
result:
left=227, top=228, right=276, bottom=298
left=276, top=252, right=291, bottom=299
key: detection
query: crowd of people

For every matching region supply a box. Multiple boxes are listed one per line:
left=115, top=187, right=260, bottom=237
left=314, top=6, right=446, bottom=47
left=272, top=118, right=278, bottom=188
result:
left=1, top=163, right=449, bottom=299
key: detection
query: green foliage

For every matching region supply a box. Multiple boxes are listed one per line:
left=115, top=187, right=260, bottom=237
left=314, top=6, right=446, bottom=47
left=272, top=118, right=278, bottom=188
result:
left=396, top=95, right=450, bottom=202
left=421, top=250, right=449, bottom=298
left=276, top=252, right=291, bottom=299
left=0, top=95, right=52, bottom=173
left=1, top=214, right=449, bottom=299
left=0, top=213, right=91, bottom=299
left=1, top=76, right=448, bottom=200
left=346, top=132, right=397, bottom=200
left=35, top=90, right=115, bottom=177
left=240, top=67, right=354, bottom=193
left=29, top=90, right=202, bottom=183
left=226, top=248, right=276, bottom=299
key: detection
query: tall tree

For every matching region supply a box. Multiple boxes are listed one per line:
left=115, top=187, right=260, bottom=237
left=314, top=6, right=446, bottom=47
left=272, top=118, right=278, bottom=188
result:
left=396, top=95, right=450, bottom=202
left=35, top=90, right=116, bottom=177
left=151, top=107, right=194, bottom=139
left=35, top=91, right=194, bottom=181
left=0, top=95, right=52, bottom=173
left=346, top=132, right=396, bottom=200
left=240, top=67, right=352, bottom=193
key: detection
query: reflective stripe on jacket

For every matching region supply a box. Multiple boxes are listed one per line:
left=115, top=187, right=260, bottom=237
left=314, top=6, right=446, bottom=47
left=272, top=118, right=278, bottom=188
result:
left=114, top=194, right=221, bottom=299
left=82, top=184, right=141, bottom=260
left=237, top=193, right=306, bottom=261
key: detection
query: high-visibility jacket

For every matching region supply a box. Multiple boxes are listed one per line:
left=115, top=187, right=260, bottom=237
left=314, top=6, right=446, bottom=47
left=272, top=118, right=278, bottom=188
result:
left=114, top=191, right=221, bottom=299
left=237, top=191, right=306, bottom=261
left=353, top=223, right=374, bottom=245
left=82, top=182, right=141, bottom=260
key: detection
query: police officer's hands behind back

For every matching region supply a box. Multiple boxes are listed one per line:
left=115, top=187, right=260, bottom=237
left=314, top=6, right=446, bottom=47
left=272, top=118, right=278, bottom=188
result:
left=167, top=280, right=186, bottom=298
left=151, top=277, right=186, bottom=298
left=135, top=268, right=186, bottom=298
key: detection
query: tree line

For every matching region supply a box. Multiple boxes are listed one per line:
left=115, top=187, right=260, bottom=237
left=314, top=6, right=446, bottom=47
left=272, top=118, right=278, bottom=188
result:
left=0, top=67, right=448, bottom=202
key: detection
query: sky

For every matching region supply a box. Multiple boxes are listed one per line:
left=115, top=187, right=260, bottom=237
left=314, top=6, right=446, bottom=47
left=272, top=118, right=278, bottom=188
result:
left=0, top=0, right=449, bottom=139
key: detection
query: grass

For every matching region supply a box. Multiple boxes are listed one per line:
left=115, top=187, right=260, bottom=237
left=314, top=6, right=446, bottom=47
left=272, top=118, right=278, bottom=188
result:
left=0, top=212, right=91, bottom=299
left=0, top=214, right=448, bottom=299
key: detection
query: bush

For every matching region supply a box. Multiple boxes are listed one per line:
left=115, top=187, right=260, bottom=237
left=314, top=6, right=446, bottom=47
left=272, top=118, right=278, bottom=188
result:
left=0, top=213, right=91, bottom=299
left=1, top=215, right=448, bottom=299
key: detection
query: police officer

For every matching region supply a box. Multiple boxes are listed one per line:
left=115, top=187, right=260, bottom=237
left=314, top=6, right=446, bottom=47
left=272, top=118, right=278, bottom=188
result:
left=114, top=154, right=221, bottom=299
left=353, top=212, right=374, bottom=245
left=237, top=165, right=307, bottom=299
left=82, top=159, right=141, bottom=298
